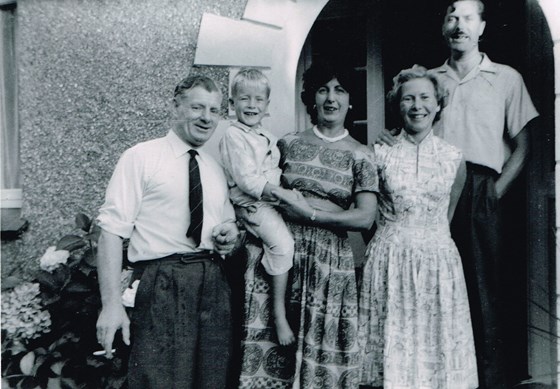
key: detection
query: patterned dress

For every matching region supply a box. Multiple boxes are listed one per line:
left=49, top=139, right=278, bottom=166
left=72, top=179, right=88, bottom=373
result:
left=358, top=131, right=478, bottom=389
left=238, top=131, right=378, bottom=389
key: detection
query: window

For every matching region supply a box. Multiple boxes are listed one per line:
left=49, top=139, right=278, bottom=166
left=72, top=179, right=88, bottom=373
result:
left=1, top=1, right=26, bottom=238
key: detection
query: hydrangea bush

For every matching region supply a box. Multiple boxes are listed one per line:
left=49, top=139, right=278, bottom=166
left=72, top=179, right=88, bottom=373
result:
left=1, top=214, right=129, bottom=389
left=1, top=283, right=51, bottom=342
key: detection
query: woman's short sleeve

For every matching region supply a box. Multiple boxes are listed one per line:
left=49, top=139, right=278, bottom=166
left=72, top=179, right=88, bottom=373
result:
left=353, top=146, right=379, bottom=194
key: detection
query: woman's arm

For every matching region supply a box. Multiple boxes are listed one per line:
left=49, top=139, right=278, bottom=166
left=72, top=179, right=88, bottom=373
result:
left=448, top=158, right=466, bottom=222
left=274, top=189, right=377, bottom=231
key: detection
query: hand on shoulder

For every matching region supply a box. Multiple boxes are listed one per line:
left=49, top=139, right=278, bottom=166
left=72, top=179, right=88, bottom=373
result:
left=373, top=128, right=400, bottom=147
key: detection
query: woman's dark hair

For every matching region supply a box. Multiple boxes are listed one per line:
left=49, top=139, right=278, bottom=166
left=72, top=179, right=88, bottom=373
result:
left=386, top=65, right=447, bottom=125
left=300, top=60, right=358, bottom=129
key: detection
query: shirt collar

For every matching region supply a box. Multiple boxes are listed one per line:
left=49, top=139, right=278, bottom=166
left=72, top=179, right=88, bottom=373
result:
left=478, top=53, right=497, bottom=73
left=231, top=120, right=260, bottom=133
left=231, top=120, right=276, bottom=141
left=434, top=53, right=497, bottom=76
left=400, top=128, right=434, bottom=146
left=166, top=130, right=197, bottom=158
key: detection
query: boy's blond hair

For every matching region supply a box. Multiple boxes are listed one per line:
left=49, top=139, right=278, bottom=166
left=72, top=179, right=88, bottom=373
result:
left=231, top=68, right=271, bottom=99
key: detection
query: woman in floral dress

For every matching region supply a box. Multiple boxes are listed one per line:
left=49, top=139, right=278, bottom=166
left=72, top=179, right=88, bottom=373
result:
left=237, top=61, right=378, bottom=389
left=358, top=65, right=478, bottom=389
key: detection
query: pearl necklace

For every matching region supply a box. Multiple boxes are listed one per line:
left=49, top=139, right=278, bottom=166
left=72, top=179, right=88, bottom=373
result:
left=312, top=125, right=349, bottom=143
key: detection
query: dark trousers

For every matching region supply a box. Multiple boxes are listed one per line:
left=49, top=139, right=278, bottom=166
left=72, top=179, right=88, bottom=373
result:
left=451, top=163, right=508, bottom=389
left=127, top=252, right=232, bottom=389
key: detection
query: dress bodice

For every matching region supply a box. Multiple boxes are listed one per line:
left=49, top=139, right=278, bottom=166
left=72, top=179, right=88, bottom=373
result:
left=374, top=131, right=462, bottom=243
left=278, top=133, right=378, bottom=210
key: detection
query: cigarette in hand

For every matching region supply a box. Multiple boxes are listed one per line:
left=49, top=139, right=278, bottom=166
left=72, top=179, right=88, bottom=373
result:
left=92, top=349, right=116, bottom=356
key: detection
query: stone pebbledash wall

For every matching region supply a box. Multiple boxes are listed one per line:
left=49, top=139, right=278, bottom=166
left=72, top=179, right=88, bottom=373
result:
left=2, top=0, right=246, bottom=277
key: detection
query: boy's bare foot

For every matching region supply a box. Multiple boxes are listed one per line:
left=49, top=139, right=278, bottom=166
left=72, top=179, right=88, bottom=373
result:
left=275, top=316, right=295, bottom=346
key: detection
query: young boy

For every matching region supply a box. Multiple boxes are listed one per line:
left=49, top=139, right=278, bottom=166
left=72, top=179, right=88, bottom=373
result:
left=219, top=68, right=295, bottom=346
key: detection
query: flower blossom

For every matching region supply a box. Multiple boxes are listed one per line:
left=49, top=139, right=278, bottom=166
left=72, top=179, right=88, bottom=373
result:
left=120, top=268, right=133, bottom=295
left=122, top=280, right=140, bottom=308
left=1, top=282, right=51, bottom=342
left=39, top=246, right=70, bottom=272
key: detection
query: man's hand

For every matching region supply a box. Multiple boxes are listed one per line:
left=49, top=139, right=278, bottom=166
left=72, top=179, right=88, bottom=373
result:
left=212, top=222, right=239, bottom=255
left=374, top=128, right=400, bottom=147
left=494, top=127, right=530, bottom=199
left=96, top=304, right=130, bottom=359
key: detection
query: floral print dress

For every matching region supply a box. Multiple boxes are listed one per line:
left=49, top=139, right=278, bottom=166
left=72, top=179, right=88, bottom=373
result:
left=359, top=131, right=478, bottom=389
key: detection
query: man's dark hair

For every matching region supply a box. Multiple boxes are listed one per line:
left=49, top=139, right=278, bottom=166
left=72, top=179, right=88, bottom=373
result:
left=174, top=75, right=222, bottom=104
left=445, top=0, right=486, bottom=21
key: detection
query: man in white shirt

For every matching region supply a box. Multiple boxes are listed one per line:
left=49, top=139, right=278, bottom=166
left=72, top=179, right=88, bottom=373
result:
left=95, top=74, right=239, bottom=389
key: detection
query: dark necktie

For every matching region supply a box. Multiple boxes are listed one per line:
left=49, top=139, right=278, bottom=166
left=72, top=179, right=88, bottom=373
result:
left=186, top=149, right=203, bottom=245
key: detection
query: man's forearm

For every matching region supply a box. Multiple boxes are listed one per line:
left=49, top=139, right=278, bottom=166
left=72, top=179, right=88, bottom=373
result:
left=495, top=128, right=530, bottom=198
left=97, top=230, right=124, bottom=307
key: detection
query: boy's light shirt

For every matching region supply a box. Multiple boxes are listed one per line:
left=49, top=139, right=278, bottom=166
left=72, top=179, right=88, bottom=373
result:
left=219, top=120, right=282, bottom=207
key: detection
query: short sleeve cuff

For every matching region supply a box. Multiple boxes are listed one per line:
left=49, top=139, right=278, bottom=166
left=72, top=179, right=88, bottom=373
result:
left=354, top=149, right=379, bottom=193
left=97, top=209, right=135, bottom=239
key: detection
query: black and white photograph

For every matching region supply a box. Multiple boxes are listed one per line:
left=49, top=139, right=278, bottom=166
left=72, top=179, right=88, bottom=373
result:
left=1, top=0, right=558, bottom=388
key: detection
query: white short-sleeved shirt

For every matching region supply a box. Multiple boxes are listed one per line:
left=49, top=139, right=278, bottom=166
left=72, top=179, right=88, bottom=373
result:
left=431, top=54, right=539, bottom=173
left=97, top=130, right=235, bottom=262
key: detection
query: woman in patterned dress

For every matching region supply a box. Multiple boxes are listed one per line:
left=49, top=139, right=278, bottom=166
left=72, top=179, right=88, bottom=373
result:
left=237, top=61, right=378, bottom=389
left=358, top=65, right=478, bottom=389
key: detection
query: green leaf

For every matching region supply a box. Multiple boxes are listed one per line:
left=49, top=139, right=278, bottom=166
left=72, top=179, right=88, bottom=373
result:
left=19, top=351, right=35, bottom=375
left=35, top=266, right=71, bottom=292
left=56, top=235, right=86, bottom=252
left=1, top=276, right=24, bottom=290
left=30, top=355, right=46, bottom=376
left=82, top=249, right=97, bottom=268
left=18, top=377, right=41, bottom=389
left=75, top=213, right=91, bottom=232
left=84, top=225, right=101, bottom=243
left=50, top=360, right=65, bottom=375
left=64, top=280, right=93, bottom=293
left=78, top=264, right=94, bottom=277
left=7, top=340, right=28, bottom=355
left=47, top=333, right=75, bottom=353
left=52, top=265, right=72, bottom=289
left=60, top=374, right=81, bottom=389
left=85, top=356, right=105, bottom=368
left=66, top=256, right=81, bottom=269
left=46, top=377, right=62, bottom=389
left=40, top=292, right=60, bottom=306
left=32, top=347, right=47, bottom=356
left=35, top=272, right=62, bottom=292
